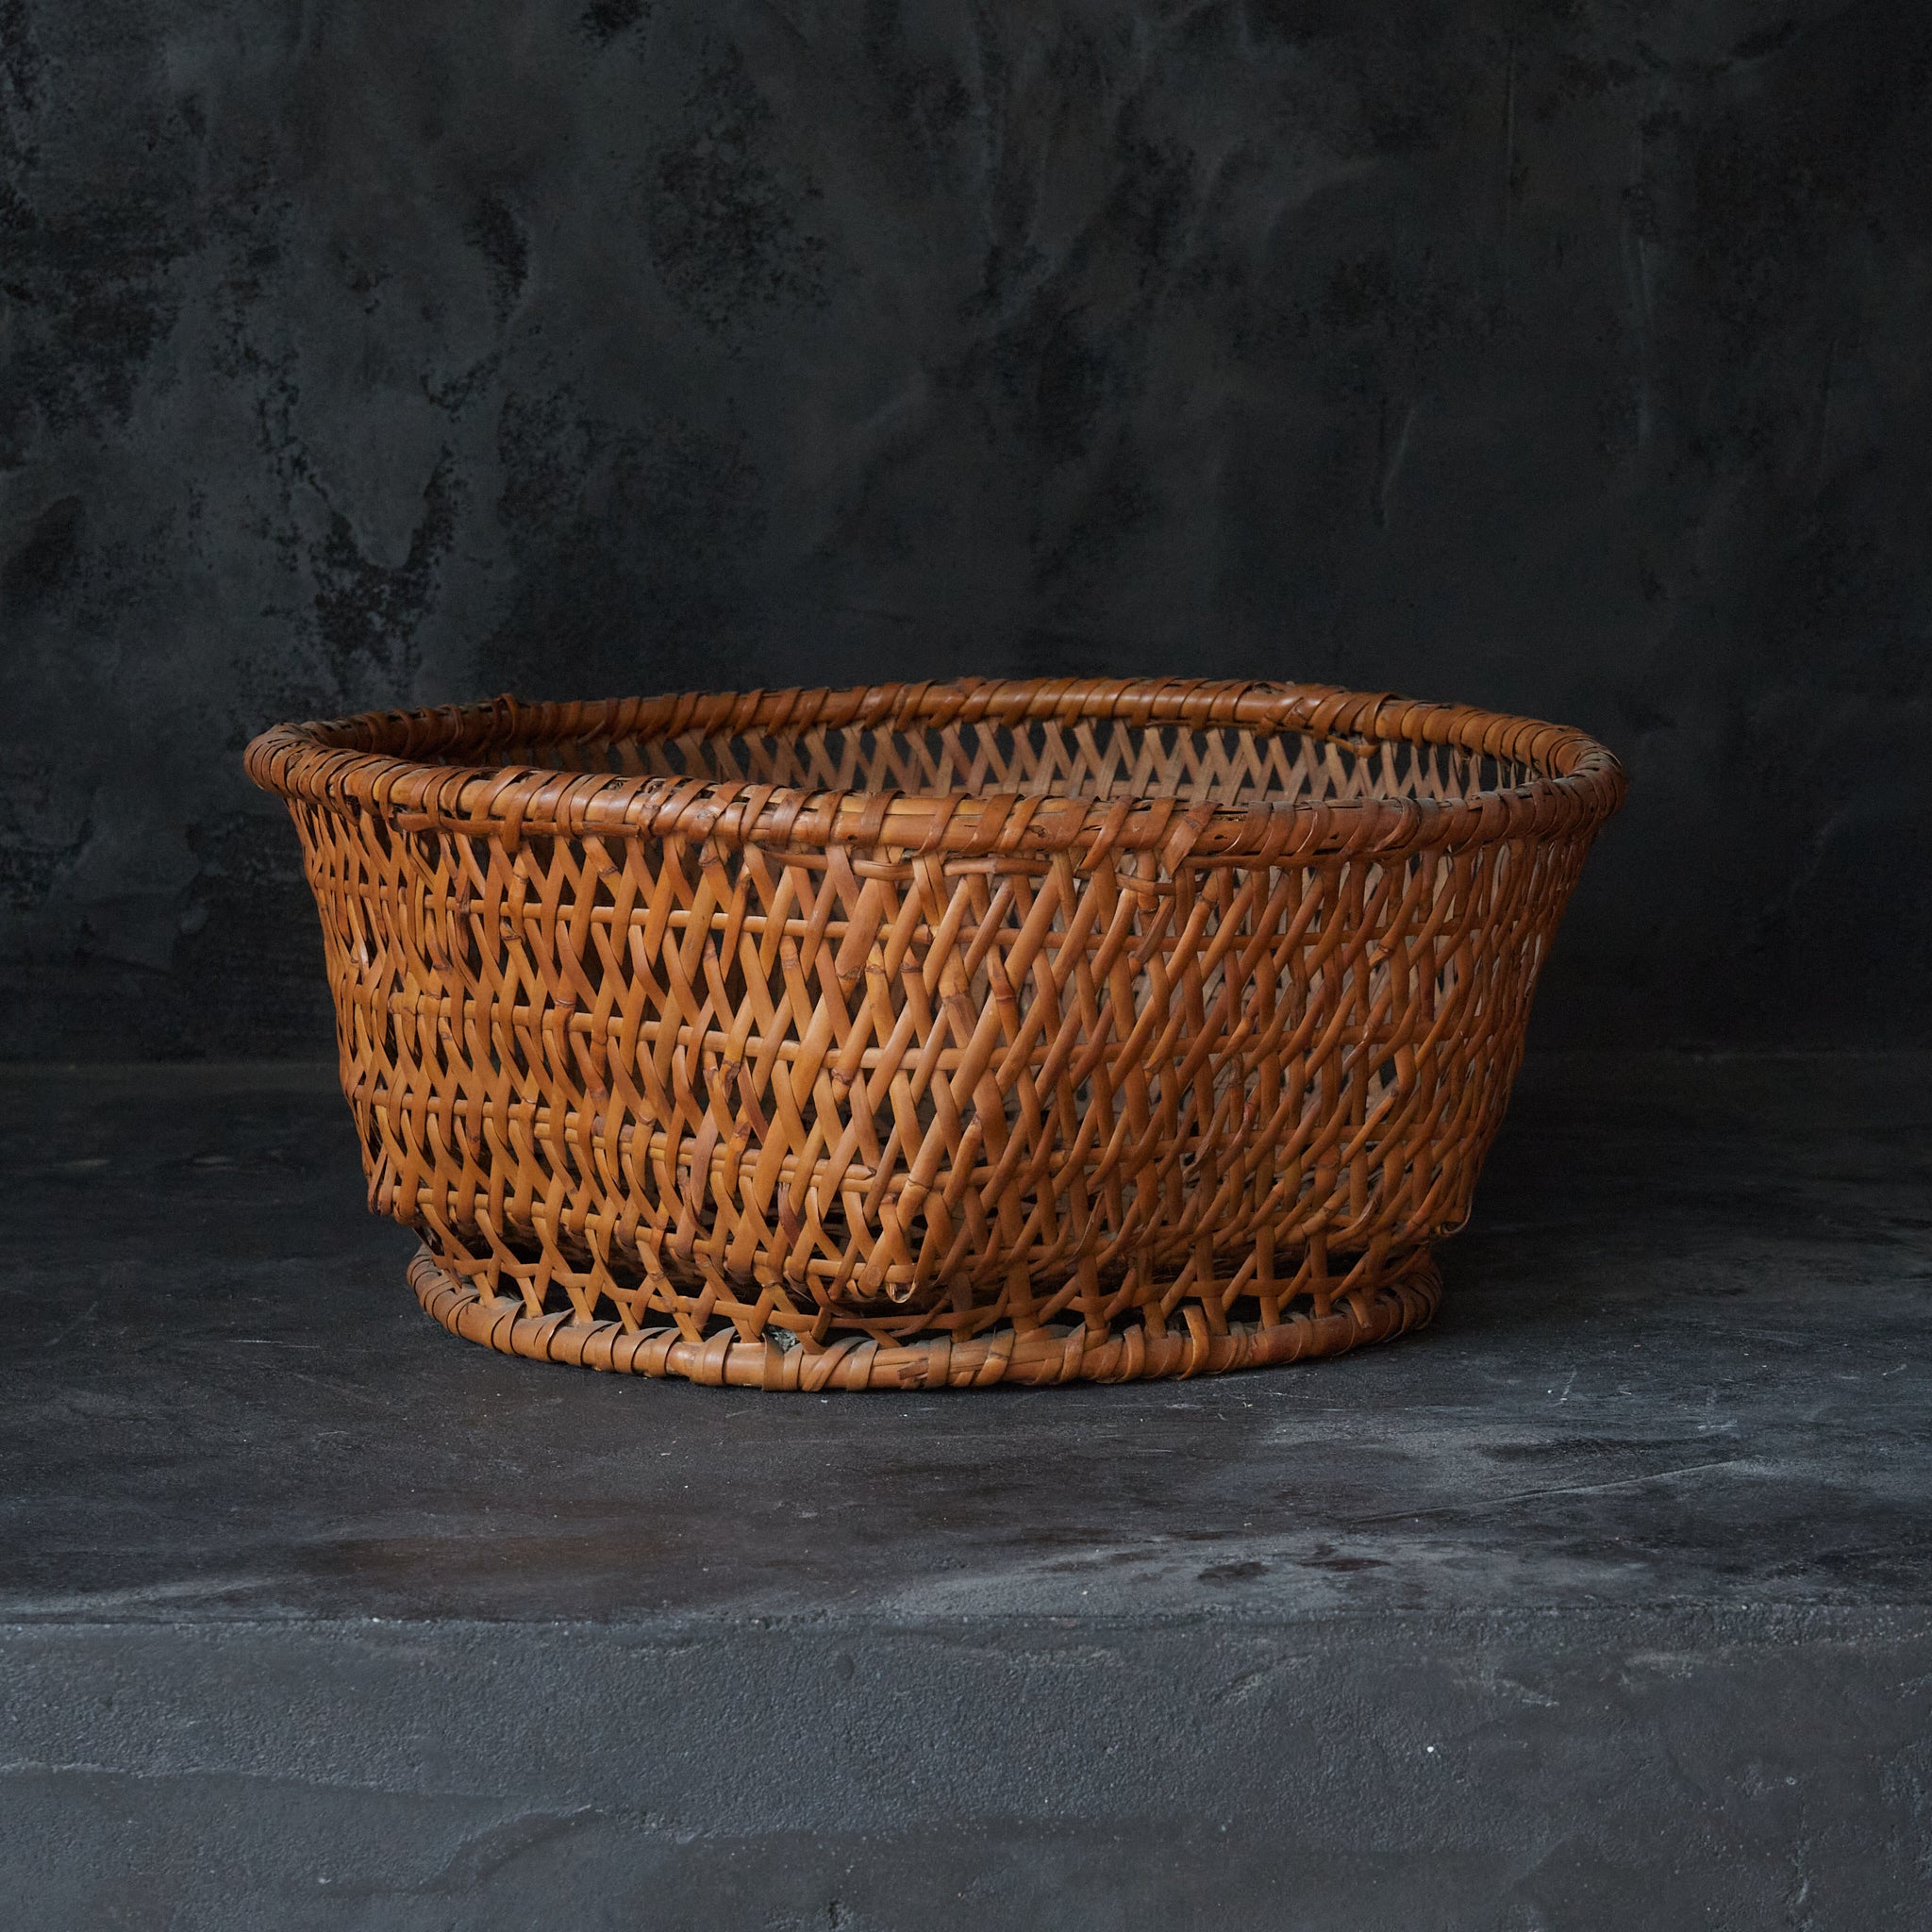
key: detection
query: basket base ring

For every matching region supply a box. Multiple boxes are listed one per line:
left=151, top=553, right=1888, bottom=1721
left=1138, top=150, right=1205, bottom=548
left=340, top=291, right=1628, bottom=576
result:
left=406, top=1246, right=1442, bottom=1391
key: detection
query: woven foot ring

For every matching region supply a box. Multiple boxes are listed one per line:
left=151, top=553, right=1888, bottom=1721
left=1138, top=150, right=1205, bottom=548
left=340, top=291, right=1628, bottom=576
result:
left=408, top=1245, right=1442, bottom=1391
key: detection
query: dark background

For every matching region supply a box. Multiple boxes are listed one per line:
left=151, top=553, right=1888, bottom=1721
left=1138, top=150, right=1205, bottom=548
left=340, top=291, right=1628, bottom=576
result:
left=3, top=0, right=1927, bottom=1058
left=6, top=13, right=1932, bottom=1920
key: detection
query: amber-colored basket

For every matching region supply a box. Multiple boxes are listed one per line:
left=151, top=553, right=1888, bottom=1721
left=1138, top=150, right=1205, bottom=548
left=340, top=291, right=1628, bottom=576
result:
left=247, top=678, right=1623, bottom=1391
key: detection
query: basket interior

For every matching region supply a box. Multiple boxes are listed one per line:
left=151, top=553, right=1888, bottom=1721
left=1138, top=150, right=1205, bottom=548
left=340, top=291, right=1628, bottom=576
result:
left=433, top=715, right=1541, bottom=808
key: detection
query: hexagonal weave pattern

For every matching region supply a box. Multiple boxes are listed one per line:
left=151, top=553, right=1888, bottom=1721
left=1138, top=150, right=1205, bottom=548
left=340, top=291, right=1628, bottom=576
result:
left=247, top=678, right=1623, bottom=1390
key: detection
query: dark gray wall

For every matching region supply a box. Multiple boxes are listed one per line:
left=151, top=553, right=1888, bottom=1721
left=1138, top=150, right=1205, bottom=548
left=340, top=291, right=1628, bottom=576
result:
left=2, top=0, right=1927, bottom=1058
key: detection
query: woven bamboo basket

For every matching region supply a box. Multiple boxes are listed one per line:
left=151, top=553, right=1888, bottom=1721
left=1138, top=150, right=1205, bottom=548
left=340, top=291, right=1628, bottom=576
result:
left=247, top=678, right=1623, bottom=1391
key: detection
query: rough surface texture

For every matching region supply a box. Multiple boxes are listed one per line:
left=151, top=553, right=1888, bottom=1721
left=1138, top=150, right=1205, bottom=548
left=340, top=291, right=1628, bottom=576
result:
left=2, top=1, right=1929, bottom=1057
left=4, top=1053, right=1929, bottom=1922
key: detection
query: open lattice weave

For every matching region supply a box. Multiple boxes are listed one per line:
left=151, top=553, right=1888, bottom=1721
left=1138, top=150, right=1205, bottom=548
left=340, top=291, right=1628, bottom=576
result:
left=247, top=678, right=1624, bottom=1390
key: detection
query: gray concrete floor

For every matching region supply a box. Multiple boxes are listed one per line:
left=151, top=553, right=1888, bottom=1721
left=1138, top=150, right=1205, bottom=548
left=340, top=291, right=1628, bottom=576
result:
left=4, top=1055, right=1929, bottom=1927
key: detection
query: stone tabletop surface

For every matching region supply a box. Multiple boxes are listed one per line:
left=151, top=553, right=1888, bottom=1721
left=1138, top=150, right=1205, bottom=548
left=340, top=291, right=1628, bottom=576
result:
left=4, top=1052, right=1928, bottom=1629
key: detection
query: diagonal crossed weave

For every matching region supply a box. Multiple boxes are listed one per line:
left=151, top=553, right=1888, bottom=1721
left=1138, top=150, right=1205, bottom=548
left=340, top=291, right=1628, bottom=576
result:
left=248, top=678, right=1624, bottom=1390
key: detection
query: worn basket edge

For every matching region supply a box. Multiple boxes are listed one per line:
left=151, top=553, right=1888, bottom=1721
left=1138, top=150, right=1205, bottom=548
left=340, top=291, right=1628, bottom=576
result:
left=243, top=677, right=1626, bottom=861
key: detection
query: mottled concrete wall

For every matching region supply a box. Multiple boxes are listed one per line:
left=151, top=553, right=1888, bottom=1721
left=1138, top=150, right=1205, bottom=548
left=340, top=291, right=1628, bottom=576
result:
left=2, top=0, right=1926, bottom=1056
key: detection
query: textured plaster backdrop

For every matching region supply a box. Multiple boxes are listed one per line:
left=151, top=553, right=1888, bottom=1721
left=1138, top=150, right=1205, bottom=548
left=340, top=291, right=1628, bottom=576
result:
left=1, top=0, right=1927, bottom=1056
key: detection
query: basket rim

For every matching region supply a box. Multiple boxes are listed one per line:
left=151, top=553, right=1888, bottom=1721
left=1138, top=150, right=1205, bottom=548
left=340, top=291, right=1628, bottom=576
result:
left=244, top=676, right=1625, bottom=860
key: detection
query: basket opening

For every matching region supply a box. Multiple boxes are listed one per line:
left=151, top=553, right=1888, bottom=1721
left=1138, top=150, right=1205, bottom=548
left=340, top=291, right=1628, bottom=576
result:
left=458, top=718, right=1536, bottom=808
